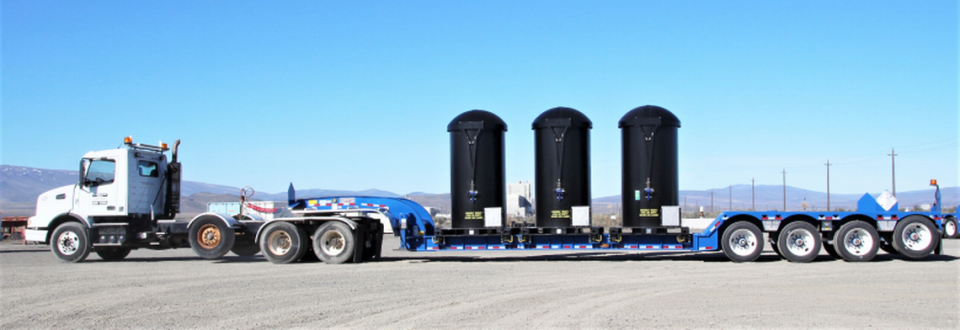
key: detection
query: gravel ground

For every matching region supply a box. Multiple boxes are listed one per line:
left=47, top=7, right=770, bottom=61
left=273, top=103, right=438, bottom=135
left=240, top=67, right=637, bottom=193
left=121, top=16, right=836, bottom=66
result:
left=1, top=236, right=958, bottom=329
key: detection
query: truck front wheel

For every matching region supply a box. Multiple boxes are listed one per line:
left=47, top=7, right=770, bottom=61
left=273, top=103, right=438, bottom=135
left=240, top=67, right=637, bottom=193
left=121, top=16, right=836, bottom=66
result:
left=51, top=222, right=91, bottom=263
left=189, top=216, right=235, bottom=260
left=260, top=222, right=307, bottom=264
left=313, top=222, right=355, bottom=264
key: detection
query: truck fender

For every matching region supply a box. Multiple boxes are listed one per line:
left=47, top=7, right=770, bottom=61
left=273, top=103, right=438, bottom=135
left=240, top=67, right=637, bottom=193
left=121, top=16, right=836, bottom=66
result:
left=40, top=213, right=93, bottom=243
left=187, top=212, right=240, bottom=230
left=254, top=217, right=357, bottom=243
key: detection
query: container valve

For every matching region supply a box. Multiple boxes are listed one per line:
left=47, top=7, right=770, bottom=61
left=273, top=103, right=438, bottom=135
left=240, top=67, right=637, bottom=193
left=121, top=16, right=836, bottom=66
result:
left=644, top=177, right=655, bottom=201
left=469, top=181, right=478, bottom=203
left=555, top=179, right=565, bottom=202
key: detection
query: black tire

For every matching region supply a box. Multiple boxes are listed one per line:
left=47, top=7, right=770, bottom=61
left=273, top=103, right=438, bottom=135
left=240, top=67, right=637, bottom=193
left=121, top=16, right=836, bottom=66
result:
left=943, top=218, right=958, bottom=238
left=721, top=221, right=764, bottom=262
left=259, top=222, right=308, bottom=264
left=777, top=222, right=822, bottom=263
left=230, top=240, right=260, bottom=257
left=892, top=216, right=939, bottom=259
left=189, top=216, right=236, bottom=260
left=834, top=221, right=879, bottom=262
left=313, top=222, right=356, bottom=264
left=51, top=222, right=91, bottom=262
left=822, top=243, right=841, bottom=259
left=96, top=248, right=131, bottom=261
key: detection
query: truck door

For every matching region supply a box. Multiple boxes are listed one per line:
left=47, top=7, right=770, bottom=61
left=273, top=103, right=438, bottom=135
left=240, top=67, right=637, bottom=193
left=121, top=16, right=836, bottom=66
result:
left=76, top=158, right=122, bottom=217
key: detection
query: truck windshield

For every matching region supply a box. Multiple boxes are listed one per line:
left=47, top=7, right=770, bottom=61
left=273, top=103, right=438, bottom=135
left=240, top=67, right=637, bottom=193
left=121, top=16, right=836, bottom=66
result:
left=87, top=159, right=115, bottom=184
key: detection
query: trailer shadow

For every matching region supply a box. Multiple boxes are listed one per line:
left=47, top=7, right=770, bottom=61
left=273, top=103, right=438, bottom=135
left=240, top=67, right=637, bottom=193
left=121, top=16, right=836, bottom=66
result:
left=373, top=251, right=958, bottom=264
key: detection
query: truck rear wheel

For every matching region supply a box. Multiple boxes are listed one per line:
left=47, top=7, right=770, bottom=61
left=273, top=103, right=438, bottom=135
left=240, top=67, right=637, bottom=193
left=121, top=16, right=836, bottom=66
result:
left=892, top=216, right=938, bottom=259
left=777, top=222, right=821, bottom=263
left=721, top=221, right=763, bottom=262
left=943, top=218, right=958, bottom=238
left=189, top=216, right=235, bottom=260
left=96, top=248, right=131, bottom=261
left=313, top=222, right=355, bottom=264
left=834, top=221, right=878, bottom=262
left=260, top=222, right=307, bottom=264
left=51, top=222, right=91, bottom=263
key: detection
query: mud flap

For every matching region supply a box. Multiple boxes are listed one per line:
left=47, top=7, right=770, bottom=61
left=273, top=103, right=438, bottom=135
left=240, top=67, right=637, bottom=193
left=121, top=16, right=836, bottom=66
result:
left=352, top=223, right=366, bottom=263
left=934, top=237, right=942, bottom=255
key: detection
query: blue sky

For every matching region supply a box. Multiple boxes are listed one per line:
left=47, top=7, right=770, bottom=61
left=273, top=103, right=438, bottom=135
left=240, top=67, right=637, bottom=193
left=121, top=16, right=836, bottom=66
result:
left=2, top=1, right=957, bottom=198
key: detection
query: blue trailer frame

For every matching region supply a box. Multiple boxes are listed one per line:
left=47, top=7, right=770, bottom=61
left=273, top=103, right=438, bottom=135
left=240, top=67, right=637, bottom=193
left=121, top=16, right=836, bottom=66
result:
left=285, top=184, right=948, bottom=262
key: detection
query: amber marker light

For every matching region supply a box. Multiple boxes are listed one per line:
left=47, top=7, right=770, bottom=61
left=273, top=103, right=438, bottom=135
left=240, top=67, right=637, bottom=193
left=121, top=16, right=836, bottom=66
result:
left=123, top=136, right=133, bottom=144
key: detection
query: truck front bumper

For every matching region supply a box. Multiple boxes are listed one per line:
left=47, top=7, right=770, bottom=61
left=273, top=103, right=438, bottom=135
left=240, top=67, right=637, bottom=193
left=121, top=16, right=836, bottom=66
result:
left=24, top=228, right=48, bottom=243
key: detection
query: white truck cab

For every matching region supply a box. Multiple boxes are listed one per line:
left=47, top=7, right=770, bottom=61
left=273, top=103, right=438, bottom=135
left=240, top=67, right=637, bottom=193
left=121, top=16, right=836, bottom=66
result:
left=21, top=137, right=270, bottom=263
left=26, top=137, right=175, bottom=243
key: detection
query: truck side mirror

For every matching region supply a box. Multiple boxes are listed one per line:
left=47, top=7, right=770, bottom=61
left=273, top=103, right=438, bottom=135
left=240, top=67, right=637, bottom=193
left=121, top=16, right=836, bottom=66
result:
left=79, top=159, right=89, bottom=186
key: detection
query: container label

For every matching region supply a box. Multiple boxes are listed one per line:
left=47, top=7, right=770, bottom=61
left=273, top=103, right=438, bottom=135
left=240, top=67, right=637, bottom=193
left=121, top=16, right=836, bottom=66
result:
left=551, top=210, right=570, bottom=219
left=639, top=208, right=659, bottom=217
left=465, top=211, right=483, bottom=220
left=635, top=190, right=640, bottom=201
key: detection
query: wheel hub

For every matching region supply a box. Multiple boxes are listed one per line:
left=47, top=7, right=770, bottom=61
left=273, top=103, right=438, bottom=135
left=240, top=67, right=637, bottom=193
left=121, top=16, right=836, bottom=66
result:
left=197, top=224, right=221, bottom=249
left=58, top=232, right=78, bottom=255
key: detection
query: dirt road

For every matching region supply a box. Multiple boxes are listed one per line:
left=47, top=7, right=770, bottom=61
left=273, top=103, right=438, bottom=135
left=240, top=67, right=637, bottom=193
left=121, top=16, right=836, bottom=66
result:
left=2, top=237, right=958, bottom=329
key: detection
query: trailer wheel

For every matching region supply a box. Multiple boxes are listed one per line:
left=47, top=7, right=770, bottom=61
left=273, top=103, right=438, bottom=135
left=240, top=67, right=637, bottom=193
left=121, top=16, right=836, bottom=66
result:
left=777, top=222, right=821, bottom=263
left=770, top=239, right=782, bottom=257
left=51, top=222, right=91, bottom=263
left=313, top=222, right=355, bottom=264
left=892, top=216, right=938, bottom=259
left=721, top=221, right=763, bottom=262
left=943, top=218, right=958, bottom=238
left=260, top=222, right=307, bottom=264
left=834, top=221, right=879, bottom=262
left=96, top=248, right=131, bottom=261
left=189, top=216, right=235, bottom=260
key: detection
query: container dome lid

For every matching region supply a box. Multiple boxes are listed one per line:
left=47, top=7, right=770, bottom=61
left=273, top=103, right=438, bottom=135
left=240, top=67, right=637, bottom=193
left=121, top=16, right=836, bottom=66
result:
left=618, top=105, right=681, bottom=128
left=447, top=110, right=508, bottom=132
left=531, top=107, right=592, bottom=129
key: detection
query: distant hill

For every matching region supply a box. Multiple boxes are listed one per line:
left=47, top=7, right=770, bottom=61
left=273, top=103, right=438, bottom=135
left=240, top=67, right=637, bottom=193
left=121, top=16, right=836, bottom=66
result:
left=2, top=165, right=956, bottom=217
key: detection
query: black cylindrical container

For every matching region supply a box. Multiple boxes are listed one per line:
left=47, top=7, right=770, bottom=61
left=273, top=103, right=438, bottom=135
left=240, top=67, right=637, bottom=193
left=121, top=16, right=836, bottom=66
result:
left=449, top=110, right=507, bottom=229
left=532, top=107, right=592, bottom=227
left=620, top=105, right=681, bottom=228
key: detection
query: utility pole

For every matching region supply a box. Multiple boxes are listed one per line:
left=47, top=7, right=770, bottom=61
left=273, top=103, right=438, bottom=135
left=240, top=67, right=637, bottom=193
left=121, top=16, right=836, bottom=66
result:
left=729, top=185, right=732, bottom=211
left=710, top=190, right=714, bottom=213
left=782, top=169, right=787, bottom=211
left=751, top=178, right=755, bottom=211
left=825, top=160, right=831, bottom=212
left=888, top=148, right=897, bottom=196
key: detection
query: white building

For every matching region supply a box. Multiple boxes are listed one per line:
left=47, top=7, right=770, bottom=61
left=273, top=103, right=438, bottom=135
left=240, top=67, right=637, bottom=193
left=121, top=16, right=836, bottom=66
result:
left=506, top=181, right=533, bottom=217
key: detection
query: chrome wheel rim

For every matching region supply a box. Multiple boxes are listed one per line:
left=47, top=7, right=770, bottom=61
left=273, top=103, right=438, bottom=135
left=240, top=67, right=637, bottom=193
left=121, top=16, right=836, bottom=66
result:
left=320, top=230, right=346, bottom=256
left=842, top=228, right=873, bottom=256
left=785, top=227, right=815, bottom=257
left=901, top=223, right=932, bottom=251
left=945, top=221, right=957, bottom=237
left=267, top=231, right=292, bottom=255
left=728, top=228, right=758, bottom=257
left=57, top=231, right=79, bottom=255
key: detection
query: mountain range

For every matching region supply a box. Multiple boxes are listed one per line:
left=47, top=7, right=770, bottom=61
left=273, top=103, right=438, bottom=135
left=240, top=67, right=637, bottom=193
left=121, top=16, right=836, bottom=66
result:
left=1, top=165, right=956, bottom=218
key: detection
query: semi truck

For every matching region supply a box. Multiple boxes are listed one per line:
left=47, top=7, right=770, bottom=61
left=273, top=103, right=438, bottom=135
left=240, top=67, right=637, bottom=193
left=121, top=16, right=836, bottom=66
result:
left=25, top=104, right=955, bottom=264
